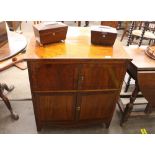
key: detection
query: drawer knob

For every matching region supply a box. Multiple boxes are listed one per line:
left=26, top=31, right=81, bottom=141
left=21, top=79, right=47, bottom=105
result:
left=52, top=32, right=55, bottom=36
left=81, top=76, right=84, bottom=81
left=76, top=107, right=80, bottom=111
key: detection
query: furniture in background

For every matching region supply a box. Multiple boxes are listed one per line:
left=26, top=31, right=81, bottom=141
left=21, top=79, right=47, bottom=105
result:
left=117, top=45, right=155, bottom=125
left=0, top=31, right=27, bottom=119
left=120, top=21, right=130, bottom=41
left=126, top=21, right=155, bottom=47
left=6, top=21, right=22, bottom=31
left=74, top=21, right=89, bottom=27
left=33, top=21, right=42, bottom=25
left=101, top=21, right=118, bottom=28
left=25, top=27, right=131, bottom=131
left=124, top=21, right=155, bottom=92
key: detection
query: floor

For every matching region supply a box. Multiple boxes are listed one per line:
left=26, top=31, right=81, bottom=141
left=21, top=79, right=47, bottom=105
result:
left=0, top=21, right=155, bottom=134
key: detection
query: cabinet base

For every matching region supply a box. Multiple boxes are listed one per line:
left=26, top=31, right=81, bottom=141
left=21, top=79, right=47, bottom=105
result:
left=36, top=120, right=111, bottom=132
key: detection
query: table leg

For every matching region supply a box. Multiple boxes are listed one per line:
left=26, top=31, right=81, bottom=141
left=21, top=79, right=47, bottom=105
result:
left=78, top=21, right=81, bottom=27
left=0, top=83, right=19, bottom=120
left=120, top=81, right=139, bottom=126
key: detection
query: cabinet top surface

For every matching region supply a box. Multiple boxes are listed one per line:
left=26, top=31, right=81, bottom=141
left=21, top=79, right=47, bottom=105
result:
left=25, top=27, right=130, bottom=60
left=124, top=45, right=155, bottom=70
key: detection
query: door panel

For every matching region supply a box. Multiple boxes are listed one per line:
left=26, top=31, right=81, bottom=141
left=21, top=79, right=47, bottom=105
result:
left=29, top=62, right=79, bottom=91
left=79, top=63, right=125, bottom=90
left=34, top=93, right=76, bottom=121
left=78, top=91, right=118, bottom=120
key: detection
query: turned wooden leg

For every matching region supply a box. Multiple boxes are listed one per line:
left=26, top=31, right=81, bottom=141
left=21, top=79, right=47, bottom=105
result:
left=78, top=21, right=81, bottom=27
left=124, top=75, right=132, bottom=92
left=127, top=21, right=135, bottom=46
left=0, top=83, right=19, bottom=120
left=84, top=21, right=89, bottom=27
left=121, top=81, right=139, bottom=126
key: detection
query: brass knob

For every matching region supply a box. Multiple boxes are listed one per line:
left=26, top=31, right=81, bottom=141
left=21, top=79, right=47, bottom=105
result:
left=81, top=76, right=84, bottom=81
left=76, top=107, right=80, bottom=111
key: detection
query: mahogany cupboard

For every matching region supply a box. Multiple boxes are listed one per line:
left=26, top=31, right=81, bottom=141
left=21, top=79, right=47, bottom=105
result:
left=25, top=27, right=131, bottom=131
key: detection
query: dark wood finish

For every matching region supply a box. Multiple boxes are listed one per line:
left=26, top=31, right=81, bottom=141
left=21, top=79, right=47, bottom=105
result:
left=78, top=91, right=119, bottom=127
left=33, top=22, right=68, bottom=45
left=91, top=27, right=117, bottom=46
left=117, top=45, right=155, bottom=125
left=138, top=71, right=155, bottom=113
left=26, top=27, right=131, bottom=131
left=101, top=21, right=118, bottom=28
left=29, top=61, right=79, bottom=91
left=34, top=93, right=76, bottom=122
left=79, top=63, right=125, bottom=90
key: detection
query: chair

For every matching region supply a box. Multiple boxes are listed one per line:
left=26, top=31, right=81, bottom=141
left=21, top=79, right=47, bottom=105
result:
left=120, top=21, right=130, bottom=41
left=127, top=21, right=155, bottom=46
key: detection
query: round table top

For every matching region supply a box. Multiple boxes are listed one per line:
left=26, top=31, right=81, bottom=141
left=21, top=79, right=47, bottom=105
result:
left=0, top=31, right=27, bottom=62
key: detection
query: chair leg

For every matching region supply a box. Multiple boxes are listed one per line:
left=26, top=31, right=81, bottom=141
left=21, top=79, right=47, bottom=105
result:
left=124, top=76, right=132, bottom=92
left=120, top=30, right=128, bottom=41
left=0, top=83, right=19, bottom=120
left=148, top=39, right=152, bottom=45
left=84, top=21, right=89, bottom=27
left=78, top=21, right=81, bottom=27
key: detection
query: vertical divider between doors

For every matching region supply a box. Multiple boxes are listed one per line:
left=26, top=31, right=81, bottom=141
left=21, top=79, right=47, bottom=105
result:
left=75, top=63, right=83, bottom=121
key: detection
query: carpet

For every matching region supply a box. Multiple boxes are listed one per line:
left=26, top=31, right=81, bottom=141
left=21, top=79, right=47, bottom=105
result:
left=0, top=66, right=31, bottom=100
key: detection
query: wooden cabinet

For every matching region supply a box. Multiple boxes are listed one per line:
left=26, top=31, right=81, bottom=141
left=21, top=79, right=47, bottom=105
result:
left=26, top=27, right=131, bottom=131
left=27, top=59, right=128, bottom=131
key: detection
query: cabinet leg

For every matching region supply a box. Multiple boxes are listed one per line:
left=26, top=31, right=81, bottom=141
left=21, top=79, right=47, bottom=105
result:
left=144, top=103, right=152, bottom=114
left=121, top=81, right=139, bottom=126
left=105, top=121, right=111, bottom=128
left=0, top=83, right=19, bottom=120
left=36, top=124, right=42, bottom=132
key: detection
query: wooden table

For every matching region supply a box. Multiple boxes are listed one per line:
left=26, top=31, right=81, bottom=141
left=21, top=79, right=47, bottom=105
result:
left=117, top=45, right=155, bottom=125
left=25, top=27, right=131, bottom=131
left=0, top=31, right=27, bottom=120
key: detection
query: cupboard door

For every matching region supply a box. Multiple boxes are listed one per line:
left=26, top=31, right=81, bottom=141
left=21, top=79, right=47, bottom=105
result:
left=78, top=91, right=118, bottom=120
left=79, top=63, right=125, bottom=90
left=29, top=62, right=79, bottom=91
left=34, top=93, right=76, bottom=122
